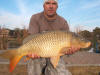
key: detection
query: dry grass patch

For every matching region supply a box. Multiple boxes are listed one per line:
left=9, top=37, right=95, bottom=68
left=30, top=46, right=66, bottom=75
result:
left=0, top=64, right=27, bottom=75
left=67, top=66, right=100, bottom=75
left=0, top=64, right=100, bottom=75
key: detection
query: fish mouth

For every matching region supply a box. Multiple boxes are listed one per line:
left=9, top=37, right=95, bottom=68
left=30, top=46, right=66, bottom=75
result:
left=84, top=42, right=91, bottom=48
left=81, top=41, right=91, bottom=48
left=87, top=42, right=91, bottom=47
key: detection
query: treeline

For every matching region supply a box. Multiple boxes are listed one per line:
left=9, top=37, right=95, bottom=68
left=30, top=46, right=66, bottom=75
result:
left=9, top=28, right=29, bottom=39
left=79, top=27, right=100, bottom=52
left=0, top=27, right=100, bottom=51
left=0, top=28, right=29, bottom=50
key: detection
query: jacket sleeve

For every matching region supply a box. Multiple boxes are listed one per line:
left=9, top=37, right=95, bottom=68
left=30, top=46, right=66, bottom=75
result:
left=61, top=20, right=69, bottom=31
left=28, top=15, right=40, bottom=35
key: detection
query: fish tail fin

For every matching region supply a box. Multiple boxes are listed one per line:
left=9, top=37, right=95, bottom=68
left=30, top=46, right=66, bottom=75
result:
left=10, top=55, right=22, bottom=72
left=0, top=50, right=23, bottom=72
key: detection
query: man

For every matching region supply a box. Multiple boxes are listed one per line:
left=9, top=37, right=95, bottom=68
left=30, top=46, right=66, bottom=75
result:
left=27, top=0, right=79, bottom=75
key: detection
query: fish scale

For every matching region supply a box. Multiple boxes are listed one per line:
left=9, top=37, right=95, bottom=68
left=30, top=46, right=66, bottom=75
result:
left=21, top=31, right=67, bottom=57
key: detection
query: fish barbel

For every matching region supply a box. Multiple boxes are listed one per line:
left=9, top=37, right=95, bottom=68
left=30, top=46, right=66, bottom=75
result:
left=0, top=30, right=91, bottom=72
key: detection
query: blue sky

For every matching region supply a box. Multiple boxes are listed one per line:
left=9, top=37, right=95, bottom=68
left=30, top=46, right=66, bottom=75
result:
left=0, top=0, right=100, bottom=32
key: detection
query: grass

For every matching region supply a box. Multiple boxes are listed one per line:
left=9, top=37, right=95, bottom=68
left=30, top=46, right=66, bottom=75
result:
left=0, top=64, right=100, bottom=75
left=67, top=66, right=100, bottom=75
left=0, top=64, right=27, bottom=75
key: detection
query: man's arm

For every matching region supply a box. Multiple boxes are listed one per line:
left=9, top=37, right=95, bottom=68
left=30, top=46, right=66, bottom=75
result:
left=60, top=19, right=69, bottom=31
left=28, top=15, right=40, bottom=34
left=27, top=15, right=40, bottom=59
left=63, top=20, right=69, bottom=31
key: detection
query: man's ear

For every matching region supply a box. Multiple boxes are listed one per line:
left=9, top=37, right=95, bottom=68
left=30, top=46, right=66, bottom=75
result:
left=57, top=4, right=58, bottom=9
left=43, top=3, right=45, bottom=8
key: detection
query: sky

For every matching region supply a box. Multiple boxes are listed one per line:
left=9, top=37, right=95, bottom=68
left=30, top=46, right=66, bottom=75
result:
left=0, top=0, right=100, bottom=32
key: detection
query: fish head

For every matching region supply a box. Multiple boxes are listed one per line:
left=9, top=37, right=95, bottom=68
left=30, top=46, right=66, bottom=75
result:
left=71, top=33, right=91, bottom=48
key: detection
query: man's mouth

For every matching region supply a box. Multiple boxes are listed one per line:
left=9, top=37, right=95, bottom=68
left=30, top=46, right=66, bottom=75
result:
left=48, top=10, right=54, bottom=13
left=48, top=9, right=54, bottom=11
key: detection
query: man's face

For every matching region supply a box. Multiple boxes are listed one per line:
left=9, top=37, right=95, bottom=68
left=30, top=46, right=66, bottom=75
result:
left=43, top=0, right=58, bottom=17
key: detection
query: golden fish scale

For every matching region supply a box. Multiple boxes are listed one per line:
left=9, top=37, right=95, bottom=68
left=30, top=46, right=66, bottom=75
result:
left=18, top=31, right=71, bottom=57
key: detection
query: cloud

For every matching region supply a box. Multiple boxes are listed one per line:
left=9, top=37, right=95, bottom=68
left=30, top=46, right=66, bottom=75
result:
left=82, top=19, right=100, bottom=25
left=80, top=0, right=100, bottom=9
left=70, top=18, right=100, bottom=32
left=15, top=0, right=43, bottom=15
left=0, top=10, right=29, bottom=29
left=0, top=0, right=43, bottom=29
left=16, top=0, right=28, bottom=15
left=0, top=0, right=100, bottom=32
left=0, top=0, right=30, bottom=29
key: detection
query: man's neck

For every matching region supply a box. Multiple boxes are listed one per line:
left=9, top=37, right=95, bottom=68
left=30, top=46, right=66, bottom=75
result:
left=43, top=12, right=57, bottom=21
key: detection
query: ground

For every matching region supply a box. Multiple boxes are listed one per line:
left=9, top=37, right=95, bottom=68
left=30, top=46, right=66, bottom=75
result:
left=0, top=64, right=100, bottom=75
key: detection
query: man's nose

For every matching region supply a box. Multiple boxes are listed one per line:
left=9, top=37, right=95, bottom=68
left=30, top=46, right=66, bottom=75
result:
left=49, top=4, right=53, bottom=8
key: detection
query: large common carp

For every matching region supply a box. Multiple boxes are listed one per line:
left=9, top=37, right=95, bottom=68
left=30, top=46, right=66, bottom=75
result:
left=0, top=30, right=91, bottom=72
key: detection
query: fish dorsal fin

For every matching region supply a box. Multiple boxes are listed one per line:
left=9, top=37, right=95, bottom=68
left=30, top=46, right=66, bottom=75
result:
left=50, top=56, right=60, bottom=68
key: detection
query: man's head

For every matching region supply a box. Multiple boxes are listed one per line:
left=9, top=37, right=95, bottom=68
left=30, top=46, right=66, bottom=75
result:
left=44, top=0, right=58, bottom=3
left=43, top=0, right=58, bottom=17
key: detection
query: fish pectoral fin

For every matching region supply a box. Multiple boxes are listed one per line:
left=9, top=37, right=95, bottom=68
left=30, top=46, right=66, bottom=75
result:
left=50, top=56, right=60, bottom=68
left=10, top=55, right=22, bottom=72
left=59, top=47, right=70, bottom=55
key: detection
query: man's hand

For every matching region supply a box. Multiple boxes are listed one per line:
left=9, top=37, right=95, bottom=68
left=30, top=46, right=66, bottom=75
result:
left=27, top=54, right=40, bottom=59
left=26, top=47, right=80, bottom=59
left=65, top=47, right=80, bottom=54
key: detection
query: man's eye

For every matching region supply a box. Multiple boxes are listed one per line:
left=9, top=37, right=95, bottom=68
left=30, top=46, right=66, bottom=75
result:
left=46, top=2, right=50, bottom=4
left=52, top=3, right=57, bottom=5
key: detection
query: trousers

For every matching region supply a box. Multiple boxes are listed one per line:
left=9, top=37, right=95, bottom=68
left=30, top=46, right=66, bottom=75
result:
left=27, top=57, right=72, bottom=75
